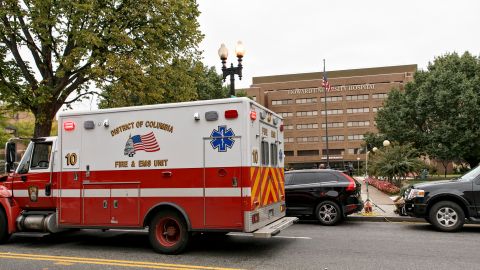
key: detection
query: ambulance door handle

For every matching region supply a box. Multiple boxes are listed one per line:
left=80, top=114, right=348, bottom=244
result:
left=232, top=177, right=238, bottom=187
left=103, top=200, right=108, bottom=208
left=162, top=171, right=172, bottom=177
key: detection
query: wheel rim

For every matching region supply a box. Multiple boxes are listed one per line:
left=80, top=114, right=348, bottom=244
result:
left=319, top=203, right=338, bottom=222
left=155, top=217, right=181, bottom=247
left=436, top=207, right=458, bottom=227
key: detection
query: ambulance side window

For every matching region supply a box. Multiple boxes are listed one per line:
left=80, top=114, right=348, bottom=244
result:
left=270, top=143, right=278, bottom=167
left=30, top=142, right=52, bottom=170
left=261, top=141, right=269, bottom=166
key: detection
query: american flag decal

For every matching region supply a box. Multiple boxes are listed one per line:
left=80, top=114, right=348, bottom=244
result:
left=131, top=132, right=160, bottom=152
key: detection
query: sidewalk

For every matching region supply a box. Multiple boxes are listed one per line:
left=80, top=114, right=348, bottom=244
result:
left=347, top=176, right=424, bottom=223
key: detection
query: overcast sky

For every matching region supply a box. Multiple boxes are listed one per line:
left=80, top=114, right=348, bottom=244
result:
left=198, top=0, right=480, bottom=89
left=73, top=0, right=479, bottom=110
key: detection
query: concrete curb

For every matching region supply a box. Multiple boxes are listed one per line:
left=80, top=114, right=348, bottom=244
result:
left=346, top=215, right=426, bottom=223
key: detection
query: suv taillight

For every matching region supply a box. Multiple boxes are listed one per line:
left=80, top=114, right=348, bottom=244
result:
left=342, top=173, right=356, bottom=192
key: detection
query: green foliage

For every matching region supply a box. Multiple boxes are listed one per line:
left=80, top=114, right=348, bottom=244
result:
left=98, top=62, right=228, bottom=108
left=376, top=52, right=480, bottom=167
left=363, top=132, right=388, bottom=150
left=0, top=0, right=203, bottom=136
left=369, top=143, right=425, bottom=187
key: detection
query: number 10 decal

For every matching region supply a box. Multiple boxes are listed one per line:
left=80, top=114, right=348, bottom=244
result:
left=63, top=149, right=80, bottom=169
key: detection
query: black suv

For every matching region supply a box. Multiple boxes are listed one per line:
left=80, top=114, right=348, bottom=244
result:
left=404, top=165, right=480, bottom=231
left=285, top=169, right=363, bottom=225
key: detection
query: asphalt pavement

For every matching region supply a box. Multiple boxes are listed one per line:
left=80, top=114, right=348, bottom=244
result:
left=1, top=221, right=479, bottom=270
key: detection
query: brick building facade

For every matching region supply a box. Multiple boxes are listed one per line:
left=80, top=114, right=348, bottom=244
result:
left=245, top=64, right=417, bottom=170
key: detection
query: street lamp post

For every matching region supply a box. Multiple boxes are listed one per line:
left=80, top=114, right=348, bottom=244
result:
left=218, top=41, right=245, bottom=97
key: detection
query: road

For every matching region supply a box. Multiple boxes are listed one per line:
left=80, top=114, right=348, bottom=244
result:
left=0, top=221, right=479, bottom=270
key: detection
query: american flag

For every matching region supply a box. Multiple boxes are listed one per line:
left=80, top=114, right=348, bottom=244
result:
left=131, top=132, right=160, bottom=152
left=322, top=72, right=331, bottom=92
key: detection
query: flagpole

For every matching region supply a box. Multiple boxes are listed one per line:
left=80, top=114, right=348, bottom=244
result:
left=323, top=59, right=330, bottom=168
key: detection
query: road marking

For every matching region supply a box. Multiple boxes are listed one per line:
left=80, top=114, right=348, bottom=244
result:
left=0, top=252, right=243, bottom=270
left=227, top=232, right=311, bottom=239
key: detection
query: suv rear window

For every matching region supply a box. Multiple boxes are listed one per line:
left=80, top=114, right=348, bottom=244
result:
left=293, top=172, right=339, bottom=185
left=285, top=173, right=294, bottom=185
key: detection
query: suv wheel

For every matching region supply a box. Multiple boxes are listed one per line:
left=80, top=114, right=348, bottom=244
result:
left=316, top=201, right=342, bottom=226
left=429, top=201, right=465, bottom=232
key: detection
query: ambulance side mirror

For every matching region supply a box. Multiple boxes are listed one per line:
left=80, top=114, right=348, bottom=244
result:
left=5, top=141, right=16, bottom=173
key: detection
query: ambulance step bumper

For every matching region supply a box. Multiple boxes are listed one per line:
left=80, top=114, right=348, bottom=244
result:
left=252, top=217, right=298, bottom=238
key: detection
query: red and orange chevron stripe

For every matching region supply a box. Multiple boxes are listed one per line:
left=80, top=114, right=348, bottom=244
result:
left=250, top=167, right=285, bottom=209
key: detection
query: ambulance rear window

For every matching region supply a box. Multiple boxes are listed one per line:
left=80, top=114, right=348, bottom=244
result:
left=261, top=141, right=269, bottom=166
left=270, top=143, right=278, bottom=167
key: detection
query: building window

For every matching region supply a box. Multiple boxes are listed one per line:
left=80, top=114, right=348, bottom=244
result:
left=347, top=148, right=362, bottom=154
left=321, top=122, right=344, bottom=128
left=346, top=94, right=369, bottom=101
left=297, top=136, right=319, bottom=143
left=283, top=124, right=294, bottom=130
left=372, top=107, right=383, bottom=112
left=320, top=96, right=343, bottom=102
left=285, top=137, right=295, bottom=143
left=348, top=134, right=364, bottom=141
left=346, top=107, right=369, bottom=114
left=321, top=109, right=343, bottom=115
left=322, top=135, right=344, bottom=142
left=372, top=93, right=388, bottom=99
left=297, top=150, right=319, bottom=156
left=347, top=121, right=370, bottom=127
left=322, top=149, right=344, bottom=155
left=295, top=98, right=317, bottom=104
left=279, top=112, right=294, bottom=118
left=284, top=151, right=294, bottom=156
left=272, top=99, right=293, bottom=105
left=296, top=123, right=319, bottom=130
left=296, top=110, right=318, bottom=117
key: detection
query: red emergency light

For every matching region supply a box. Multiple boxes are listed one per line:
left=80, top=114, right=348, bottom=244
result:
left=225, top=110, right=238, bottom=119
left=250, top=110, right=257, bottom=120
left=63, top=121, right=76, bottom=131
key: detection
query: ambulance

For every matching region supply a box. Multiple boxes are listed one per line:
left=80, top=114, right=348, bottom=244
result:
left=0, top=97, right=297, bottom=254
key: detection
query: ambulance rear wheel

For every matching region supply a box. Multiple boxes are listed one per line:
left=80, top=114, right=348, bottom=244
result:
left=149, top=210, right=189, bottom=254
left=0, top=210, right=11, bottom=244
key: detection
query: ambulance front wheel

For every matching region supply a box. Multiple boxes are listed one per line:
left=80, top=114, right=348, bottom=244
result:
left=0, top=209, right=11, bottom=244
left=149, top=210, right=189, bottom=254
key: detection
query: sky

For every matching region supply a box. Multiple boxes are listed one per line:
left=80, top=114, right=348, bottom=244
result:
left=197, top=0, right=480, bottom=89
left=71, top=0, right=479, bottom=110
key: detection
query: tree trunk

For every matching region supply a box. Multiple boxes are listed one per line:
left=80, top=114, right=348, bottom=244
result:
left=33, top=109, right=55, bottom=138
left=442, top=161, right=448, bottom=178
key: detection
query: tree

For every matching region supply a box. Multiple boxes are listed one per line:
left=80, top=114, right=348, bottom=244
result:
left=98, top=61, right=228, bottom=108
left=369, top=143, right=424, bottom=187
left=376, top=52, right=480, bottom=168
left=0, top=0, right=203, bottom=137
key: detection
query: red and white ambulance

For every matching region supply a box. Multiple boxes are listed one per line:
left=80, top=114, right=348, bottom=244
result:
left=0, top=97, right=296, bottom=254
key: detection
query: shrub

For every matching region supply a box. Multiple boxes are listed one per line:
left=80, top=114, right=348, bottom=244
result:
left=366, top=177, right=400, bottom=195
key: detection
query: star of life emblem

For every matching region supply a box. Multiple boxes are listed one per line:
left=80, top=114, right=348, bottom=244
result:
left=210, top=125, right=235, bottom=152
